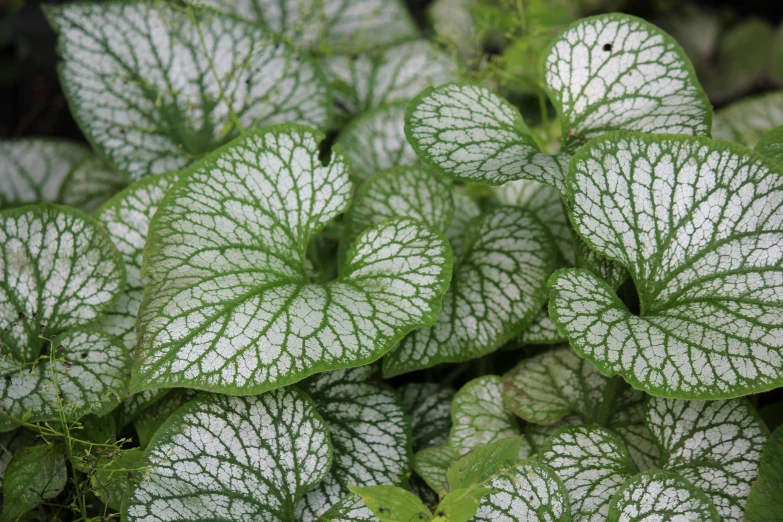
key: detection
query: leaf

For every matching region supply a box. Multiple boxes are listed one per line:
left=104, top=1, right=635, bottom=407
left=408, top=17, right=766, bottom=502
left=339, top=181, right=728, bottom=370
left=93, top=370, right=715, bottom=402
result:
left=58, top=155, right=130, bottom=214
left=325, top=41, right=457, bottom=116
left=337, top=102, right=418, bottom=180
left=443, top=190, right=481, bottom=258
left=516, top=308, right=567, bottom=346
left=608, top=470, right=720, bottom=522
left=134, top=125, right=451, bottom=395
left=501, top=346, right=658, bottom=470
left=471, top=461, right=570, bottom=522
left=0, top=328, right=130, bottom=431
left=404, top=83, right=569, bottom=192
left=322, top=494, right=378, bottom=522
left=383, top=207, right=556, bottom=375
left=551, top=133, right=783, bottom=398
left=433, top=485, right=493, bottom=522
left=187, top=0, right=417, bottom=53
left=133, top=389, right=199, bottom=448
left=0, top=203, right=125, bottom=362
left=745, top=425, right=783, bottom=522
left=91, top=448, right=145, bottom=511
left=46, top=2, right=331, bottom=180
left=2, top=444, right=66, bottom=521
left=399, top=383, right=454, bottom=451
left=296, top=366, right=410, bottom=520
left=646, top=397, right=768, bottom=521
left=0, top=429, right=36, bottom=496
left=123, top=388, right=332, bottom=522
left=348, top=485, right=431, bottom=522
left=543, top=14, right=711, bottom=150
left=446, top=436, right=522, bottom=490
left=756, top=125, right=783, bottom=165
left=712, top=90, right=783, bottom=147
left=413, top=443, right=455, bottom=495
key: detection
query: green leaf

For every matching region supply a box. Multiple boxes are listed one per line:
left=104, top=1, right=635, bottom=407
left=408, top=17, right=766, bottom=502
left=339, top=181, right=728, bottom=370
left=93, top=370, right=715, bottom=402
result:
left=187, top=0, right=417, bottom=53
left=2, top=444, right=66, bottom=521
left=433, top=485, right=492, bottom=522
left=0, top=203, right=125, bottom=362
left=404, top=83, right=569, bottom=191
left=46, top=2, right=331, bottom=180
left=349, top=485, right=431, bottom=522
left=551, top=133, right=783, bottom=398
left=296, top=366, right=411, bottom=519
left=123, top=388, right=332, bottom=521
left=608, top=470, right=720, bottom=522
left=134, top=125, right=451, bottom=395
left=543, top=14, right=711, bottom=150
left=399, top=383, right=454, bottom=452
left=58, top=155, right=130, bottom=215
left=471, top=461, right=570, bottom=522
left=540, top=425, right=637, bottom=522
left=0, top=328, right=130, bottom=431
left=712, top=90, right=783, bottom=147
left=325, top=41, right=456, bottom=116
left=0, top=139, right=91, bottom=207
left=413, top=443, right=455, bottom=495
left=745, top=425, right=783, bottom=522
left=646, top=397, right=768, bottom=521
left=756, top=125, right=783, bottom=165
left=322, top=494, right=378, bottom=521
left=383, top=207, right=556, bottom=375
left=446, top=436, right=522, bottom=490
left=337, top=102, right=418, bottom=180
left=501, top=346, right=658, bottom=470
left=91, top=448, right=145, bottom=511
left=133, top=389, right=199, bottom=448
left=0, top=429, right=36, bottom=495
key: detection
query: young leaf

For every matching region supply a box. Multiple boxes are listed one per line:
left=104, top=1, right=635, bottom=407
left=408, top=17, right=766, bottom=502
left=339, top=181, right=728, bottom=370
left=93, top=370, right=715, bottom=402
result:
left=413, top=443, right=455, bottom=495
left=337, top=102, right=418, bottom=180
left=540, top=425, right=637, bottom=522
left=404, top=83, right=569, bottom=191
left=134, top=126, right=451, bottom=395
left=46, top=2, right=331, bottom=180
left=745, top=425, right=783, bottom=522
left=58, top=155, right=130, bottom=214
left=296, top=366, right=410, bottom=520
left=434, top=485, right=493, bottom=522
left=756, top=125, right=783, bottom=165
left=608, top=470, right=720, bottom=522
left=322, top=493, right=378, bottom=521
left=551, top=133, right=783, bottom=398
left=446, top=436, right=522, bottom=490
left=472, top=461, right=570, bottom=522
left=383, top=207, right=556, bottom=375
left=348, top=485, right=431, bottom=522
left=0, top=328, right=131, bottom=431
left=0, top=139, right=90, bottom=207
left=543, top=14, right=711, bottom=149
left=712, top=90, right=783, bottom=147
left=399, top=383, right=454, bottom=451
left=646, top=398, right=768, bottom=521
left=0, top=204, right=125, bottom=362
left=123, top=388, right=332, bottom=522
left=91, top=448, right=145, bottom=511
left=2, top=444, right=66, bottom=521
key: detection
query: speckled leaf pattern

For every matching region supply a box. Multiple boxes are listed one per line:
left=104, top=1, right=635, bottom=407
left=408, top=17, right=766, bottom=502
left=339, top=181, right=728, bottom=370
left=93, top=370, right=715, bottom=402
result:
left=47, top=1, right=330, bottom=180
left=571, top=231, right=628, bottom=290
left=608, top=470, right=720, bottom=522
left=756, top=125, right=783, bottom=165
left=325, top=41, right=456, bottom=116
left=399, top=382, right=454, bottom=451
left=189, top=0, right=417, bottom=52
left=134, top=126, right=451, bottom=395
left=59, top=156, right=130, bottom=214
left=123, top=388, right=332, bottom=522
left=646, top=398, right=767, bottom=521
left=133, top=389, right=199, bottom=448
left=413, top=443, right=454, bottom=495
left=541, top=425, right=637, bottom=522
left=295, top=366, right=410, bottom=521
left=444, top=190, right=481, bottom=258
left=383, top=207, right=556, bottom=375
left=551, top=133, right=783, bottom=398
left=543, top=14, right=711, bottom=150
left=0, top=328, right=130, bottom=431
left=472, top=461, right=570, bottom=522
left=712, top=90, right=783, bottom=147
left=0, top=204, right=125, bottom=362
left=745, top=425, right=783, bottom=522
left=337, top=102, right=418, bottom=180
left=405, top=83, right=569, bottom=191
left=516, top=308, right=567, bottom=346
left=321, top=494, right=376, bottom=522
left=0, top=139, right=90, bottom=207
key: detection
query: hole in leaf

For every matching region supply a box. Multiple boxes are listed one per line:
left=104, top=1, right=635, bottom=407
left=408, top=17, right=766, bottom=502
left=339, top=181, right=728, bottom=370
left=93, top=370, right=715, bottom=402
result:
left=603, top=43, right=612, bottom=52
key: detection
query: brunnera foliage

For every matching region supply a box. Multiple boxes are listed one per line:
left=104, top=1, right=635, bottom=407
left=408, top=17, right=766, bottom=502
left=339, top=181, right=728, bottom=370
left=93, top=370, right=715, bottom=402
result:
left=0, top=1, right=782, bottom=521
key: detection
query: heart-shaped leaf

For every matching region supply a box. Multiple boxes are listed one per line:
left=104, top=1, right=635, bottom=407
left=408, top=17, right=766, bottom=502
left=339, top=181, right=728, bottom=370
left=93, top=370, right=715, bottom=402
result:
left=399, top=383, right=454, bottom=451
left=2, top=444, right=66, bottom=521
left=0, top=139, right=90, bottom=207
left=551, top=133, right=783, bottom=398
left=58, top=156, right=130, bottom=214
left=745, top=425, right=783, bottom=522
left=712, top=90, right=783, bottom=147
left=1, top=204, right=125, bottom=362
left=46, top=2, right=331, bottom=180
left=383, top=207, right=556, bottom=376
left=608, top=470, right=720, bottom=522
left=134, top=125, right=451, bottom=395
left=296, top=366, right=410, bottom=520
left=756, top=125, right=783, bottom=165
left=405, top=83, right=569, bottom=191
left=543, top=14, right=711, bottom=150
left=123, top=388, right=332, bottom=521
left=337, top=102, right=418, bottom=180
